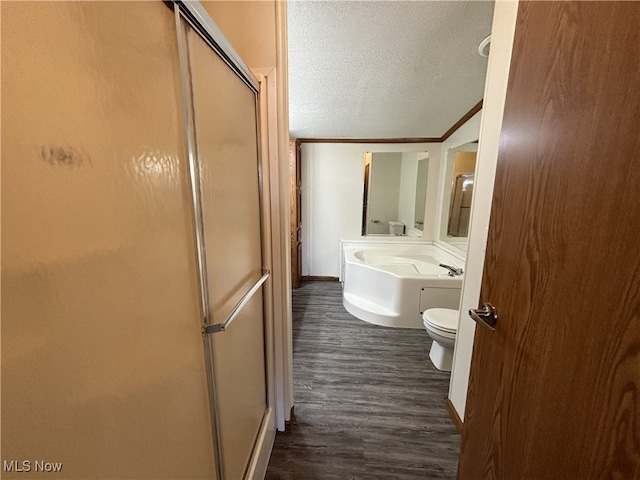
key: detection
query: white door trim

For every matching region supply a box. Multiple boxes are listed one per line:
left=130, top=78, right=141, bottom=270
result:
left=255, top=66, right=294, bottom=432
left=448, top=0, right=519, bottom=421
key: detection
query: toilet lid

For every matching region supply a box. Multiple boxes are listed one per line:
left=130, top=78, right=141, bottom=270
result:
left=423, top=308, right=458, bottom=333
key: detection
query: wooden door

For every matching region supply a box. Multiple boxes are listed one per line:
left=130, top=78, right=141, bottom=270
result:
left=289, top=139, right=302, bottom=288
left=459, top=2, right=640, bottom=478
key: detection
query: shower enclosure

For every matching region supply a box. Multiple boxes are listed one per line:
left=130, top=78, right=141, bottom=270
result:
left=1, top=2, right=269, bottom=479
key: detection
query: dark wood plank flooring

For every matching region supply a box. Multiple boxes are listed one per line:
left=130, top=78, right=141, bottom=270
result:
left=265, top=281, right=460, bottom=480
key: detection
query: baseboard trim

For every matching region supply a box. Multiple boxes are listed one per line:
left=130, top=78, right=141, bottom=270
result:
left=245, top=408, right=276, bottom=480
left=298, top=137, right=441, bottom=144
left=446, top=398, right=463, bottom=435
left=301, top=276, right=339, bottom=282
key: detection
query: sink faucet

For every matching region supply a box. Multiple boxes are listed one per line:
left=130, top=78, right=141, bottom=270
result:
left=439, top=263, right=463, bottom=277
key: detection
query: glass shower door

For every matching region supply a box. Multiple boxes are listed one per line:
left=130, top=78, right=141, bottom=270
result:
left=176, top=12, right=268, bottom=480
left=1, top=2, right=217, bottom=478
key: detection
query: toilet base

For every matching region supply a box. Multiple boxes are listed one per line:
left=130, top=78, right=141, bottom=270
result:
left=429, top=340, right=453, bottom=372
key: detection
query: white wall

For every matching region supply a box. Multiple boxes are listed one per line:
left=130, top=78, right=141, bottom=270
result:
left=301, top=142, right=442, bottom=277
left=448, top=0, right=519, bottom=420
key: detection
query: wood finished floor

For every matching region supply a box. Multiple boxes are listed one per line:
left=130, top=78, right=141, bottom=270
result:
left=265, top=281, right=460, bottom=480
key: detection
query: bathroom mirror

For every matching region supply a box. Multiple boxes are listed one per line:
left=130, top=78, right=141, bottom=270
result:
left=361, top=151, right=429, bottom=236
left=438, top=141, right=478, bottom=251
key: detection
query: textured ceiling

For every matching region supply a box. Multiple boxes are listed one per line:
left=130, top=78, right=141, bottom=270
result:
left=288, top=1, right=495, bottom=139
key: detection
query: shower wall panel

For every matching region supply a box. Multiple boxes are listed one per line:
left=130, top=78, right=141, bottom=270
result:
left=1, top=2, right=217, bottom=478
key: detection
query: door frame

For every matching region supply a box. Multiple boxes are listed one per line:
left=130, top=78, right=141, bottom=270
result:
left=254, top=65, right=294, bottom=434
left=447, top=0, right=519, bottom=420
left=251, top=0, right=295, bottom=437
left=289, top=138, right=302, bottom=289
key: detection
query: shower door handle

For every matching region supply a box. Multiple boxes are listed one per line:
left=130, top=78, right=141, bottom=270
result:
left=204, top=270, right=270, bottom=334
left=468, top=303, right=497, bottom=332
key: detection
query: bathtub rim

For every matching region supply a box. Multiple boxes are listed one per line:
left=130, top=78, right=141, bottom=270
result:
left=340, top=240, right=465, bottom=282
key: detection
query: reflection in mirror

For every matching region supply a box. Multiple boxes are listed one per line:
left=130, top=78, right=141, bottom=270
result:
left=439, top=142, right=478, bottom=250
left=414, top=158, right=429, bottom=231
left=448, top=173, right=474, bottom=236
left=362, top=151, right=429, bottom=236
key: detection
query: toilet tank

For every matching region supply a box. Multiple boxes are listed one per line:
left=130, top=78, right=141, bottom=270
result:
left=389, top=221, right=404, bottom=235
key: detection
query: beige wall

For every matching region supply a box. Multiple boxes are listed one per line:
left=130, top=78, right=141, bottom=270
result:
left=201, top=1, right=277, bottom=68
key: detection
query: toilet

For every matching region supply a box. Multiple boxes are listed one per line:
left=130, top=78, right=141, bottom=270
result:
left=422, top=308, right=458, bottom=371
left=388, top=221, right=404, bottom=235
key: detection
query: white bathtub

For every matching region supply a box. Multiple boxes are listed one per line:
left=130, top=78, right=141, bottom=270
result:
left=341, top=243, right=464, bottom=328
